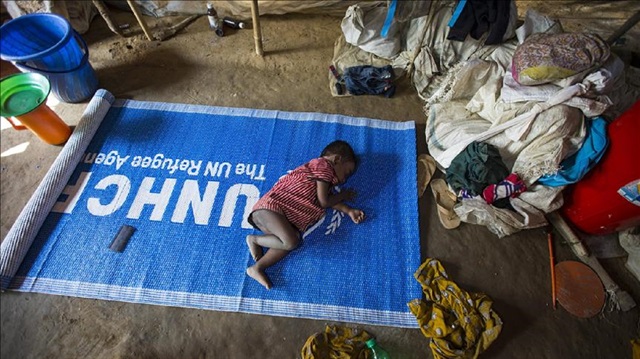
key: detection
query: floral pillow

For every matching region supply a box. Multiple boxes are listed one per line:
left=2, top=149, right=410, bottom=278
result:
left=511, top=33, right=610, bottom=86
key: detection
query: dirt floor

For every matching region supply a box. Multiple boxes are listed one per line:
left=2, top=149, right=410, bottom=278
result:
left=2, top=1, right=640, bottom=358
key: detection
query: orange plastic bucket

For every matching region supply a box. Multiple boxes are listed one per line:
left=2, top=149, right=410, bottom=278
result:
left=0, top=72, right=71, bottom=145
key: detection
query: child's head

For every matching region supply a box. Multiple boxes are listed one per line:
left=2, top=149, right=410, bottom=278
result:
left=321, top=140, right=357, bottom=183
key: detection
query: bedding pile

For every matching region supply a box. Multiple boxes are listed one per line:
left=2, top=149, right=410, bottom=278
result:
left=332, top=1, right=639, bottom=237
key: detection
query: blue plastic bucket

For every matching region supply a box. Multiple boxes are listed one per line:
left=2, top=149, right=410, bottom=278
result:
left=0, top=13, right=98, bottom=103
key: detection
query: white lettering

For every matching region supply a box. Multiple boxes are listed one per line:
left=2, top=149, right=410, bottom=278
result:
left=254, top=164, right=266, bottom=181
left=94, top=153, right=106, bottom=164
left=151, top=154, right=164, bottom=169
left=204, top=161, right=232, bottom=178
left=131, top=156, right=142, bottom=167
left=218, top=162, right=231, bottom=178
left=236, top=163, right=266, bottom=180
left=205, top=161, right=219, bottom=176
left=127, top=177, right=176, bottom=221
left=140, top=156, right=152, bottom=168
left=104, top=150, right=117, bottom=166
left=171, top=180, right=219, bottom=225
left=178, top=159, right=189, bottom=172
left=115, top=154, right=129, bottom=170
left=87, top=174, right=131, bottom=216
left=187, top=160, right=202, bottom=176
left=218, top=184, right=260, bottom=229
left=167, top=159, right=179, bottom=174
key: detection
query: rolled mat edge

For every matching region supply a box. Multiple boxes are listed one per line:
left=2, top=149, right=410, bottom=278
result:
left=0, top=89, right=115, bottom=290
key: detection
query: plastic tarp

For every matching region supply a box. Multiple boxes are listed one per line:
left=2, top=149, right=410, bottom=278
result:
left=1, top=0, right=384, bottom=33
left=103, top=0, right=379, bottom=19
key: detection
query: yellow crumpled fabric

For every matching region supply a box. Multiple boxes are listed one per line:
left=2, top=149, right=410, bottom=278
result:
left=632, top=339, right=640, bottom=359
left=408, top=258, right=503, bottom=359
left=301, top=325, right=373, bottom=359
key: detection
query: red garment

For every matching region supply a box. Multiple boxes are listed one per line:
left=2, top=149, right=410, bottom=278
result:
left=251, top=158, right=339, bottom=232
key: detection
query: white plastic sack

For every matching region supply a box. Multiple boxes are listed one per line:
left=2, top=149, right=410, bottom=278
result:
left=2, top=0, right=97, bottom=34
left=454, top=185, right=559, bottom=238
left=341, top=4, right=401, bottom=59
left=515, top=9, right=563, bottom=44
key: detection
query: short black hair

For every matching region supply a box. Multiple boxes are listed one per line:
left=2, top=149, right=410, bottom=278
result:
left=321, top=140, right=357, bottom=164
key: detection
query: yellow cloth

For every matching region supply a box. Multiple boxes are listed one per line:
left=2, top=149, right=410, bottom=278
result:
left=301, top=325, right=373, bottom=359
left=632, top=339, right=640, bottom=359
left=408, top=258, right=503, bottom=359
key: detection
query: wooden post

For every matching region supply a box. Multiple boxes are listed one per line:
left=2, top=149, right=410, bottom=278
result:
left=251, top=0, right=264, bottom=56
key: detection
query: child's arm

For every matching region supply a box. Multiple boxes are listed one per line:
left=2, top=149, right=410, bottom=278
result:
left=333, top=203, right=365, bottom=224
left=316, top=181, right=355, bottom=208
left=316, top=181, right=365, bottom=223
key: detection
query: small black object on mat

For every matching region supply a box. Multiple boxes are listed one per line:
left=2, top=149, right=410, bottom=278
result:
left=109, top=225, right=136, bottom=252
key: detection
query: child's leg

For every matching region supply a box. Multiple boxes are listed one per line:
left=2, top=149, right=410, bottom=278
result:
left=246, top=248, right=289, bottom=289
left=245, top=235, right=264, bottom=261
left=245, top=210, right=300, bottom=289
left=248, top=210, right=300, bottom=250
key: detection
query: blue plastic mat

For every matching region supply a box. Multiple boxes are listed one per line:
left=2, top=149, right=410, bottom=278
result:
left=4, top=92, right=422, bottom=327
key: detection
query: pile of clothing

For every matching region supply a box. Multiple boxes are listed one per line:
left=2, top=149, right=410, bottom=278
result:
left=331, top=1, right=639, bottom=237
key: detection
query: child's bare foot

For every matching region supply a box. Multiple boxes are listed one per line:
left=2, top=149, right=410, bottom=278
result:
left=246, top=235, right=263, bottom=261
left=246, top=266, right=272, bottom=289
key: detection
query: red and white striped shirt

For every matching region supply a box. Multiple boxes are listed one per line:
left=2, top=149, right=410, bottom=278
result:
left=251, top=157, right=338, bottom=232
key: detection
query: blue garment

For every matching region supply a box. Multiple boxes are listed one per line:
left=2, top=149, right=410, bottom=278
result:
left=343, top=65, right=396, bottom=98
left=538, top=117, right=608, bottom=187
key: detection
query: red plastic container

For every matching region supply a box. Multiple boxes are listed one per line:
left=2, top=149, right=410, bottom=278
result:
left=561, top=100, right=640, bottom=235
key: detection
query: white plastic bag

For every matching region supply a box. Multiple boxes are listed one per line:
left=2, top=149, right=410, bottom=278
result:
left=341, top=4, right=401, bottom=59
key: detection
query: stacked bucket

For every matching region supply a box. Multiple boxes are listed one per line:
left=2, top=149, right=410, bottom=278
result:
left=0, top=13, right=99, bottom=103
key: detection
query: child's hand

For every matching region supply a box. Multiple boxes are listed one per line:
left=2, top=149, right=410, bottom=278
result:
left=348, top=208, right=365, bottom=224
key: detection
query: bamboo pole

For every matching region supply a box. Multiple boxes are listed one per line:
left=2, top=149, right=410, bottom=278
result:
left=126, top=0, right=153, bottom=41
left=546, top=229, right=556, bottom=309
left=251, top=0, right=264, bottom=56
left=546, top=211, right=588, bottom=257
left=547, top=211, right=636, bottom=311
left=606, top=10, right=640, bottom=45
